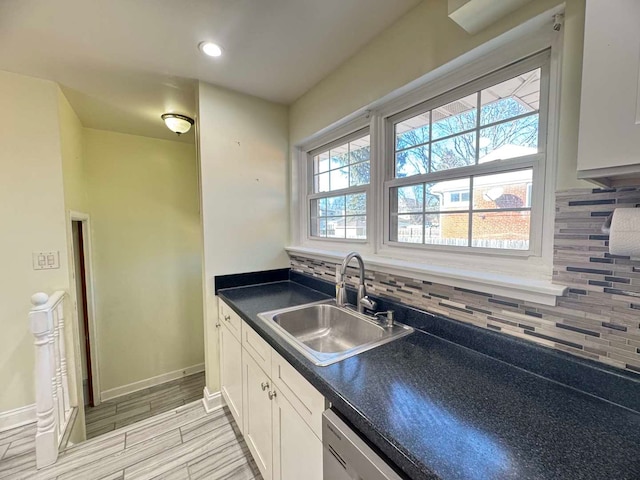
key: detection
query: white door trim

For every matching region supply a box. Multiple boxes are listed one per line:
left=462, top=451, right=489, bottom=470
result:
left=69, top=211, right=101, bottom=406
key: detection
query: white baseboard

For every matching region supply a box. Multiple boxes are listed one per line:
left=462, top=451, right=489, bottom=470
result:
left=101, top=363, right=205, bottom=402
left=202, top=387, right=223, bottom=413
left=0, top=404, right=36, bottom=431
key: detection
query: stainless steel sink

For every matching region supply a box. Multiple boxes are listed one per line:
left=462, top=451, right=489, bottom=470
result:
left=258, top=301, right=413, bottom=366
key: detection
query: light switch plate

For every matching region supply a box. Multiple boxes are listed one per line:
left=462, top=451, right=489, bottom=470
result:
left=33, top=251, right=60, bottom=270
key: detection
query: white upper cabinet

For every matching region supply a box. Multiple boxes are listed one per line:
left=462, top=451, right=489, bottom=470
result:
left=577, top=0, right=640, bottom=185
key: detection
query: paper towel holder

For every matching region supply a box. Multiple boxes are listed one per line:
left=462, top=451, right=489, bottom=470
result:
left=601, top=207, right=640, bottom=234
left=602, top=213, right=613, bottom=234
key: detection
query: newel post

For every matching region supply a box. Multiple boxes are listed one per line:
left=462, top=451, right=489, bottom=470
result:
left=29, top=292, right=59, bottom=469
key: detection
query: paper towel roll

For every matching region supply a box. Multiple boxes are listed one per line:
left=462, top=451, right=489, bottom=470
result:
left=609, top=208, right=640, bottom=257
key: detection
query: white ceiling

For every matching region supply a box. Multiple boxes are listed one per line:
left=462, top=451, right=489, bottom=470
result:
left=0, top=0, right=421, bottom=142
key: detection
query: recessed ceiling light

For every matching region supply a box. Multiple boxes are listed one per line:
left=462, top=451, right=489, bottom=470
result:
left=199, top=42, right=222, bottom=57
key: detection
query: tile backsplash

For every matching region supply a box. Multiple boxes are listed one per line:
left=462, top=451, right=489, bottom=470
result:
left=290, top=187, right=640, bottom=375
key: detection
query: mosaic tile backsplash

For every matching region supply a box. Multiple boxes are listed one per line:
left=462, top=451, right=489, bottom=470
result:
left=290, top=187, right=640, bottom=375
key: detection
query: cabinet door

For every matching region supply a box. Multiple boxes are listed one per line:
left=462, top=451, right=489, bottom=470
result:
left=219, top=324, right=243, bottom=433
left=243, top=352, right=273, bottom=480
left=272, top=387, right=323, bottom=480
left=578, top=0, right=640, bottom=174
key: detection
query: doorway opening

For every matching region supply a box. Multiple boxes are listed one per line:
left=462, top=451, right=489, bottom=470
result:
left=70, top=213, right=99, bottom=409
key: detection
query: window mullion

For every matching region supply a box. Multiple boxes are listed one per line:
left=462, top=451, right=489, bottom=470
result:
left=468, top=176, right=474, bottom=247
left=428, top=111, right=432, bottom=174
left=422, top=182, right=427, bottom=245
left=385, top=155, right=538, bottom=189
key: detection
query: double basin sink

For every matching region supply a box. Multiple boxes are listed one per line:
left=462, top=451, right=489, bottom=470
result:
left=258, top=300, right=414, bottom=366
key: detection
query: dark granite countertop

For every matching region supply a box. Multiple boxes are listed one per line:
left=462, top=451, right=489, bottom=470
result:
left=218, top=280, right=640, bottom=480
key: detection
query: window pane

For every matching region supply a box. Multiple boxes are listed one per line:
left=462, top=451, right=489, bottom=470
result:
left=395, top=145, right=429, bottom=178
left=315, top=152, right=330, bottom=173
left=478, top=114, right=539, bottom=164
left=393, top=214, right=423, bottom=243
left=346, top=216, right=366, bottom=239
left=330, top=167, right=349, bottom=190
left=346, top=193, right=366, bottom=215
left=326, top=195, right=345, bottom=216
left=330, top=144, right=349, bottom=169
left=396, top=112, right=430, bottom=150
left=431, top=132, right=476, bottom=172
left=431, top=93, right=477, bottom=140
left=425, top=213, right=469, bottom=246
left=429, top=178, right=470, bottom=211
left=350, top=135, right=370, bottom=164
left=480, top=68, right=540, bottom=126
left=310, top=197, right=328, bottom=218
left=350, top=161, right=370, bottom=186
left=395, top=185, right=424, bottom=213
left=473, top=170, right=533, bottom=210
left=472, top=211, right=530, bottom=250
left=315, top=217, right=327, bottom=237
left=326, top=217, right=346, bottom=239
left=314, top=172, right=329, bottom=193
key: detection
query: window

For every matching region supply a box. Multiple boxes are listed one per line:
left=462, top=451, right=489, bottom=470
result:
left=387, top=51, right=548, bottom=252
left=309, top=131, right=370, bottom=240
left=300, top=48, right=553, bottom=262
left=294, top=25, right=560, bottom=301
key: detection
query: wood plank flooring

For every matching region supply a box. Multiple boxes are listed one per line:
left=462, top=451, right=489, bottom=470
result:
left=0, top=400, right=261, bottom=480
left=85, top=372, right=206, bottom=440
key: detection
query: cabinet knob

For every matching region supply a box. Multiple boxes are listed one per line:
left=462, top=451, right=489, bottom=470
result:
left=215, top=322, right=221, bottom=328
left=261, top=381, right=270, bottom=391
left=268, top=390, right=277, bottom=400
left=224, top=315, right=231, bottom=322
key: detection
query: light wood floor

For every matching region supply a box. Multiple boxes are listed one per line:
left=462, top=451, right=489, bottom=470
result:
left=85, top=372, right=207, bottom=440
left=0, top=400, right=260, bottom=480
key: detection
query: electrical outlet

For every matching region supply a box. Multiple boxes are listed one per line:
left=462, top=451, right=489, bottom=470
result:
left=32, top=251, right=60, bottom=270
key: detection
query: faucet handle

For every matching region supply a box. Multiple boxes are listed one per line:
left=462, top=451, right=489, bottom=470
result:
left=359, top=296, right=377, bottom=312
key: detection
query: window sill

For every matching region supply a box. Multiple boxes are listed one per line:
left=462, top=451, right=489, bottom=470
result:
left=285, top=245, right=566, bottom=306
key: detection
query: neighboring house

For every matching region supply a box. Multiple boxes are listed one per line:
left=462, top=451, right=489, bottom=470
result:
left=406, top=145, right=535, bottom=249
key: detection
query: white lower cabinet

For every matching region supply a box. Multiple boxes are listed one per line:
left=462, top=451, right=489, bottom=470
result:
left=272, top=385, right=323, bottom=480
left=218, top=299, right=325, bottom=480
left=242, top=351, right=274, bottom=480
left=219, top=323, right=243, bottom=433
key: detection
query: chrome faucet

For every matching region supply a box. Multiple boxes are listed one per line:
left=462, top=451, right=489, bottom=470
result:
left=335, top=252, right=377, bottom=313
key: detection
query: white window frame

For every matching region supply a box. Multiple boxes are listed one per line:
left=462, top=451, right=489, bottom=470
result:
left=289, top=11, right=566, bottom=304
left=306, top=127, right=371, bottom=243
left=382, top=50, right=550, bottom=257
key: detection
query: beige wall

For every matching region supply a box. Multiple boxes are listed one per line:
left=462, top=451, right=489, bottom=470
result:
left=59, top=90, right=88, bottom=213
left=0, top=71, right=70, bottom=413
left=83, top=129, right=204, bottom=393
left=555, top=0, right=588, bottom=190
left=198, top=82, right=290, bottom=391
left=289, top=0, right=588, bottom=190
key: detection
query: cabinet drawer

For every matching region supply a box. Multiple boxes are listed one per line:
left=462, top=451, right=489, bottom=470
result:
left=242, top=320, right=272, bottom=374
left=272, top=350, right=326, bottom=439
left=218, top=299, right=242, bottom=341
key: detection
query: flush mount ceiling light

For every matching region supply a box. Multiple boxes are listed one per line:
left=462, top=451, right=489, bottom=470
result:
left=161, top=113, right=194, bottom=135
left=198, top=41, right=223, bottom=57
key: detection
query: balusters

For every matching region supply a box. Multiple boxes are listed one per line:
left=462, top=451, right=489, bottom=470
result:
left=29, top=291, right=71, bottom=469
left=57, top=303, right=71, bottom=415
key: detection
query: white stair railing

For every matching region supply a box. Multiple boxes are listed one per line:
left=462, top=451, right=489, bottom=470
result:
left=29, top=291, right=73, bottom=469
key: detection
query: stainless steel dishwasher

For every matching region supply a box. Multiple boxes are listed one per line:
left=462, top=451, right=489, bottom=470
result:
left=323, top=409, right=404, bottom=480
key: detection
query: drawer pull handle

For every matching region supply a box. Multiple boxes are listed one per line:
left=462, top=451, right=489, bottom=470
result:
left=261, top=381, right=270, bottom=391
left=268, top=390, right=277, bottom=400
